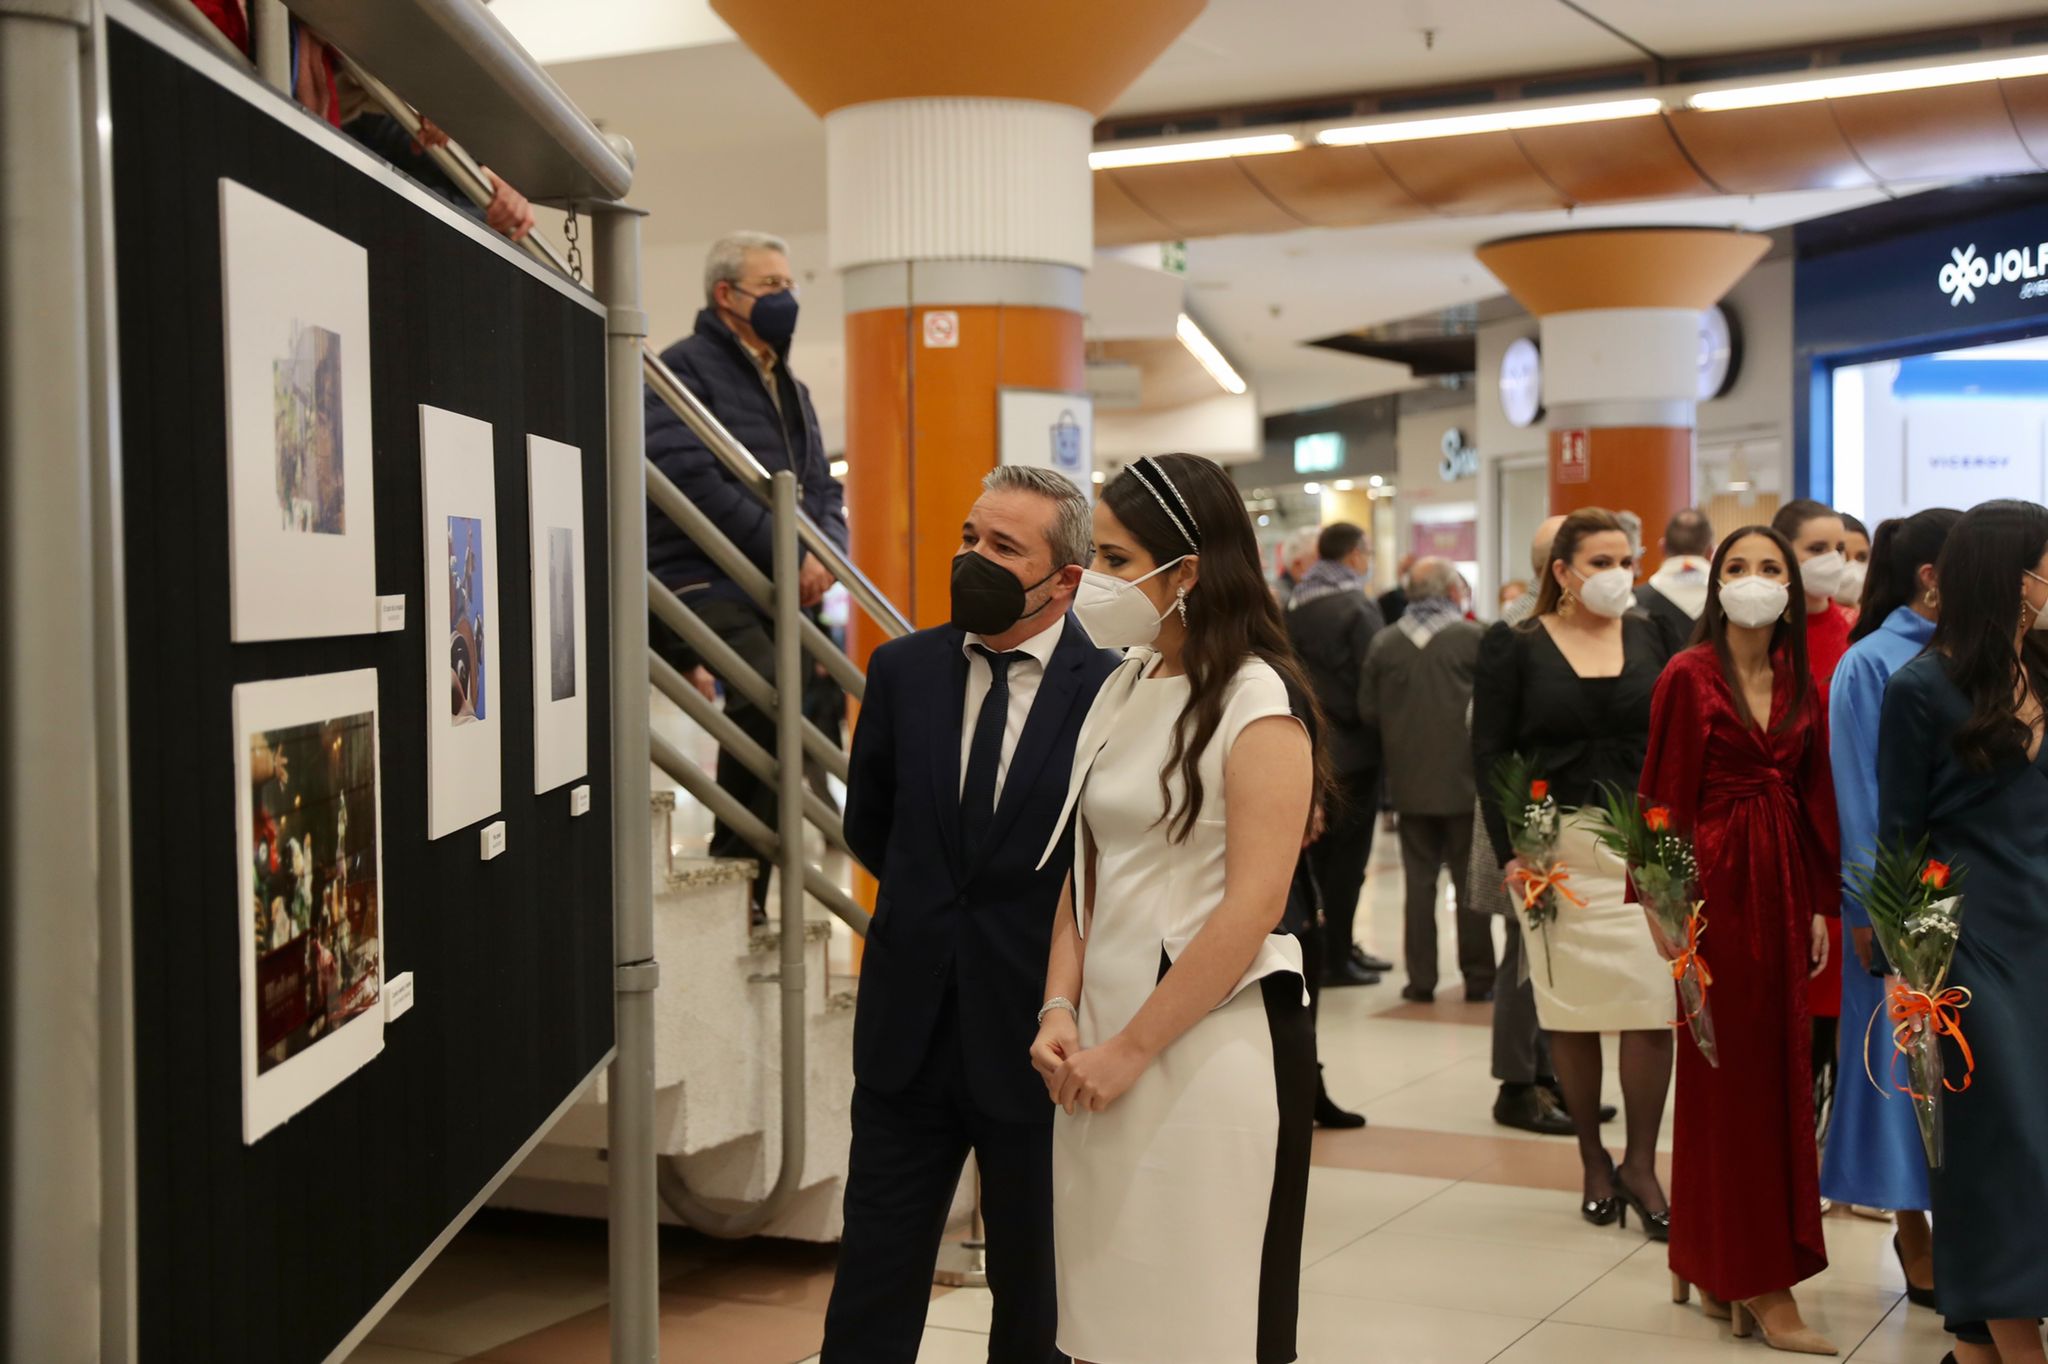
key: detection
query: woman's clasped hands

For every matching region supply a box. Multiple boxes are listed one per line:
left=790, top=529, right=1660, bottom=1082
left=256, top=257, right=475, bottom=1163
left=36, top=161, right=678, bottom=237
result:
left=1030, top=1012, right=1150, bottom=1114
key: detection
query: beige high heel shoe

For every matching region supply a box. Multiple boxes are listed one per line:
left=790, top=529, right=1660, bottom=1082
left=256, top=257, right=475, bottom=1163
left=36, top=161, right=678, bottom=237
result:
left=1732, top=1297, right=1838, bottom=1355
left=1670, top=1273, right=1731, bottom=1321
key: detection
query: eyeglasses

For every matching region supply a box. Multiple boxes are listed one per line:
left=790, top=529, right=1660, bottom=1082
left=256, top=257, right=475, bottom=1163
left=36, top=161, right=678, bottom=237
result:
left=741, top=276, right=797, bottom=295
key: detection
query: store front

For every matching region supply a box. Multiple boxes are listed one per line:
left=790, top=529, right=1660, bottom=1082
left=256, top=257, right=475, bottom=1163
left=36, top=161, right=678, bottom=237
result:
left=1797, top=185, right=2048, bottom=519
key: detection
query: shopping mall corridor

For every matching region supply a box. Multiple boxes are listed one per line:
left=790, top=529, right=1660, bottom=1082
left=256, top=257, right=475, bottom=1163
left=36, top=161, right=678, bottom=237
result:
left=343, top=837, right=1945, bottom=1364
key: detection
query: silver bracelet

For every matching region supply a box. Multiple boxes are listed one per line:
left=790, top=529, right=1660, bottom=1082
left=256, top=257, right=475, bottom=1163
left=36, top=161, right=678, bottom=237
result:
left=1037, top=996, right=1077, bottom=1024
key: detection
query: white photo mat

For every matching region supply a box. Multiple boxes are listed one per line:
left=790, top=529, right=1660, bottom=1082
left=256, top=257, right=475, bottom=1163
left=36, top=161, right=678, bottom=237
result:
left=421, top=405, right=504, bottom=838
left=219, top=179, right=378, bottom=640
left=234, top=669, right=386, bottom=1143
left=527, top=435, right=590, bottom=793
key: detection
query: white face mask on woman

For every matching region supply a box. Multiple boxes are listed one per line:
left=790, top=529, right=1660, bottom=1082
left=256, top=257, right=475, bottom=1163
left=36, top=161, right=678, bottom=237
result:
left=1832, top=560, right=1868, bottom=607
left=2024, top=569, right=2048, bottom=631
left=1798, top=550, right=1847, bottom=600
left=1570, top=566, right=1637, bottom=619
left=1072, top=558, right=1186, bottom=650
left=1721, top=576, right=1790, bottom=629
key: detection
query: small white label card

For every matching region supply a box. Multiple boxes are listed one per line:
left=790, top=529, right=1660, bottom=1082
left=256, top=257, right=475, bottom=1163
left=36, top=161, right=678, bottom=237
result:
left=385, top=971, right=415, bottom=1022
left=480, top=820, right=507, bottom=861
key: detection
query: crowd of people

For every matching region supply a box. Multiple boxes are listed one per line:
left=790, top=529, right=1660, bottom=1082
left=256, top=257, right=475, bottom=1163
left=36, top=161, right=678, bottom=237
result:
left=635, top=232, right=2047, bottom=1364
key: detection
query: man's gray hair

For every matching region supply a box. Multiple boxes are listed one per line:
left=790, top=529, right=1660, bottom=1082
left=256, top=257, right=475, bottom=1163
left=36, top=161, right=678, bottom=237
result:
left=704, top=231, right=790, bottom=303
left=1408, top=556, right=1463, bottom=603
left=982, top=466, right=1092, bottom=570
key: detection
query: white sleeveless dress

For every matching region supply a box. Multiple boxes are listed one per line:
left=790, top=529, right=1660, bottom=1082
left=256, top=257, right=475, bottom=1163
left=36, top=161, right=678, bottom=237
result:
left=1038, top=651, right=1315, bottom=1364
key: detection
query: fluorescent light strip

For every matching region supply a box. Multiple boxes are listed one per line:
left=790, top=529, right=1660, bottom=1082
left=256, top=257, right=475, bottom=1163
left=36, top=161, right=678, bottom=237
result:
left=1316, top=97, right=1662, bottom=146
left=1176, top=313, right=1247, bottom=396
left=1089, top=133, right=1301, bottom=171
left=1690, top=51, right=2048, bottom=111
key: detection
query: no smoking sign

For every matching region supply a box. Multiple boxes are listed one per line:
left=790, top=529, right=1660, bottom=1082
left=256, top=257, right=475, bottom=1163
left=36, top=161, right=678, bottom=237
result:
left=922, top=310, right=960, bottom=349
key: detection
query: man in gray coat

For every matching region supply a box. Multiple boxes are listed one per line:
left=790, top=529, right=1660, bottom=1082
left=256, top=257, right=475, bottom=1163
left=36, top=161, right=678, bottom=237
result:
left=1359, top=558, right=1496, bottom=1004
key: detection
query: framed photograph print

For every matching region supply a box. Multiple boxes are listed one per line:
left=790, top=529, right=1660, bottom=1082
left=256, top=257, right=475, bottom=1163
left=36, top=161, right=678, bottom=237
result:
left=420, top=405, right=503, bottom=838
left=527, top=435, right=589, bottom=794
left=218, top=179, right=377, bottom=640
left=234, top=669, right=386, bottom=1142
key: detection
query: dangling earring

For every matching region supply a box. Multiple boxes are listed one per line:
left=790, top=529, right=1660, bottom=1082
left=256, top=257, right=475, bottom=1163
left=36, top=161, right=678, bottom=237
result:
left=1558, top=590, right=1577, bottom=620
left=1925, top=588, right=1940, bottom=609
left=1176, top=586, right=1189, bottom=625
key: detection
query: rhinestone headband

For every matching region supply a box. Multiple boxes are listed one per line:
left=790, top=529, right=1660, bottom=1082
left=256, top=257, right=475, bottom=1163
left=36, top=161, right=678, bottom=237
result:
left=1128, top=457, right=1201, bottom=554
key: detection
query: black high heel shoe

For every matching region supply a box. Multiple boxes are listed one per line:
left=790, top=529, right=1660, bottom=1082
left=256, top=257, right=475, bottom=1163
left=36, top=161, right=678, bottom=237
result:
left=1616, top=1168, right=1671, bottom=1242
left=1893, top=1233, right=1937, bottom=1309
left=1581, top=1156, right=1622, bottom=1227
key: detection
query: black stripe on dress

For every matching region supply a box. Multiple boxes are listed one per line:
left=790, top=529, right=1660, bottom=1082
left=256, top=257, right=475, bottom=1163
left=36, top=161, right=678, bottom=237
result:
left=1256, top=972, right=1316, bottom=1364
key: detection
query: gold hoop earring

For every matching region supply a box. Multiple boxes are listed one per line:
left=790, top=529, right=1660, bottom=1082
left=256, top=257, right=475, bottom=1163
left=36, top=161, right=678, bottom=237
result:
left=1558, top=591, right=1577, bottom=620
left=1925, top=588, right=1940, bottom=609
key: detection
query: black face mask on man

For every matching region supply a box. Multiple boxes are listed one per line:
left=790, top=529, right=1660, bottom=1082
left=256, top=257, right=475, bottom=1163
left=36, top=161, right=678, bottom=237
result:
left=729, top=285, right=799, bottom=350
left=949, top=551, right=1059, bottom=637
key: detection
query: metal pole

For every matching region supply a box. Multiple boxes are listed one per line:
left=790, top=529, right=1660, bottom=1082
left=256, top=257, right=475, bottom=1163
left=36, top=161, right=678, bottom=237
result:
left=2, top=2, right=104, bottom=1359
left=83, top=1, right=139, bottom=1357
left=250, top=0, right=288, bottom=92
left=594, top=199, right=659, bottom=1364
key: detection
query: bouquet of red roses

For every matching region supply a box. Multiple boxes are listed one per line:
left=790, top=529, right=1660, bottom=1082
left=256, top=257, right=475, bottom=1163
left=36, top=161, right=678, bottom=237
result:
left=1487, top=753, right=1580, bottom=986
left=1593, top=784, right=1719, bottom=1067
left=1846, top=836, right=1972, bottom=1168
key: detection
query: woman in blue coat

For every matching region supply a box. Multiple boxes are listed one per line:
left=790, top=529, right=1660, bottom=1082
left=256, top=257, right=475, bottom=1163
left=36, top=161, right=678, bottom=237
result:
left=1821, top=508, right=1958, bottom=1309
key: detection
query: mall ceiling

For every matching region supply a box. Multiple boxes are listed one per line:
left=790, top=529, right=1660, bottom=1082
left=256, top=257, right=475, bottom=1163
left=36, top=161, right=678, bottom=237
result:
left=502, top=0, right=2048, bottom=424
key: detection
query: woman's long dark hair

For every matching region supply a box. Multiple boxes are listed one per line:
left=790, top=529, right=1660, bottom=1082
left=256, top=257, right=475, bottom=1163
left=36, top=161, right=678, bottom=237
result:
left=1526, top=507, right=1628, bottom=623
left=1102, top=454, right=1330, bottom=841
left=1848, top=508, right=1961, bottom=645
left=1698, top=525, right=1812, bottom=732
left=1930, top=499, right=2048, bottom=772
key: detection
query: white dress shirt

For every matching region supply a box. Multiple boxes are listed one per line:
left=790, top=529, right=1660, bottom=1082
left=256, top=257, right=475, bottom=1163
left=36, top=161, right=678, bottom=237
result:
left=959, top=613, right=1068, bottom=804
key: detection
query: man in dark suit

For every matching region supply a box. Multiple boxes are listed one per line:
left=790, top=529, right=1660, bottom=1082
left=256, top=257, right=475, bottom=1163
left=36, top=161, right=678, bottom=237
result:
left=821, top=467, right=1119, bottom=1364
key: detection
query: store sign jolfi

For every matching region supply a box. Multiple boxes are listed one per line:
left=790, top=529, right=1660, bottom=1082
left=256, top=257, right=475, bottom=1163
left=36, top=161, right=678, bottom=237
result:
left=1939, top=241, right=2048, bottom=307
left=1557, top=428, right=1591, bottom=485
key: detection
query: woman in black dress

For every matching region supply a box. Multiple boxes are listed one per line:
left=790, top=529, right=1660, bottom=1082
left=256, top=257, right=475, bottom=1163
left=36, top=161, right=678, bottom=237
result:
left=1473, top=508, right=1676, bottom=1232
left=1877, top=499, right=2048, bottom=1364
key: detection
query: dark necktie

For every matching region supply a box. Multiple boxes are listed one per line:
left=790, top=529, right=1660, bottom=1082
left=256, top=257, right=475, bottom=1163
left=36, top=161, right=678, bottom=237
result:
left=960, top=646, right=1019, bottom=859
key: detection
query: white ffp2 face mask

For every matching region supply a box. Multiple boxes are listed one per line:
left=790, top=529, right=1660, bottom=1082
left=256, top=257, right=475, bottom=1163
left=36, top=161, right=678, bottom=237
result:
left=1721, top=576, right=1790, bottom=629
left=1799, top=550, right=1847, bottom=600
left=1571, top=566, right=1637, bottom=619
left=1072, top=558, right=1185, bottom=650
left=2025, top=570, right=2048, bottom=631
left=1833, top=560, right=1868, bottom=607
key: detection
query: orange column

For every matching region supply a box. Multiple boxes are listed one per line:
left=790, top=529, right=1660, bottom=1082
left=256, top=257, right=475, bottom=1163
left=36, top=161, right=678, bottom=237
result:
left=1478, top=228, right=1769, bottom=573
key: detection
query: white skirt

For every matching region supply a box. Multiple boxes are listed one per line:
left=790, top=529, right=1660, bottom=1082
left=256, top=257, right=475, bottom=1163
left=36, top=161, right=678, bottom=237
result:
left=1518, top=816, right=1671, bottom=1034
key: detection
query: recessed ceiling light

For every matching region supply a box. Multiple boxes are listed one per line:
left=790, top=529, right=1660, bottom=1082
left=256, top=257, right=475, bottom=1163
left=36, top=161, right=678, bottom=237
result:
left=1316, top=97, right=1662, bottom=146
left=1089, top=132, right=1302, bottom=171
left=1689, top=51, right=2048, bottom=111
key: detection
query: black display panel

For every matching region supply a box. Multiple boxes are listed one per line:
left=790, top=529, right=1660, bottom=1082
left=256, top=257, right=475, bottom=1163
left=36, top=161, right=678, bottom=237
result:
left=108, top=18, right=616, bottom=1361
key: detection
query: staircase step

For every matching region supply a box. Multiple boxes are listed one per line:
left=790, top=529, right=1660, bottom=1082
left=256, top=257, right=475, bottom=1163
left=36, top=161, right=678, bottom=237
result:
left=747, top=918, right=834, bottom=953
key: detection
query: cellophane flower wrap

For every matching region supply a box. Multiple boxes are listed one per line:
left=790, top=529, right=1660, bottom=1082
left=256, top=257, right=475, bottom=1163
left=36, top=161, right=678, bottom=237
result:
left=1845, top=836, right=1971, bottom=1168
left=1593, top=783, right=1719, bottom=1068
left=1487, top=754, right=1578, bottom=986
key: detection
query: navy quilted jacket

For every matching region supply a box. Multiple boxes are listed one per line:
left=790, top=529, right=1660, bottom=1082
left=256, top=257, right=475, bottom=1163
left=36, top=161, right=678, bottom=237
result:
left=644, top=308, right=848, bottom=605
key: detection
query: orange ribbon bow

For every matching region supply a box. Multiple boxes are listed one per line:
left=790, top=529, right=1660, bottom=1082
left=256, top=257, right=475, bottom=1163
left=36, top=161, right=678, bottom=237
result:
left=1669, top=908, right=1713, bottom=987
left=1508, top=861, right=1587, bottom=913
left=1888, top=984, right=1976, bottom=1097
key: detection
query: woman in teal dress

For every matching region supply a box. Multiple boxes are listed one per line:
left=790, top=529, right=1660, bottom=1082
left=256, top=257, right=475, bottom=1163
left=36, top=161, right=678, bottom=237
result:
left=1822, top=508, right=1958, bottom=1308
left=1878, top=500, right=2048, bottom=1364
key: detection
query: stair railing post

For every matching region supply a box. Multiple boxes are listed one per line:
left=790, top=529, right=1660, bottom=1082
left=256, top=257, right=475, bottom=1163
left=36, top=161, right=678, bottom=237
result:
left=593, top=193, right=660, bottom=1364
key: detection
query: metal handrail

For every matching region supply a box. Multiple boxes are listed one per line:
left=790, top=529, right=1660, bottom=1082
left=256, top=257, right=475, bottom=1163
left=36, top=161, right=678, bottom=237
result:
left=339, top=54, right=912, bottom=649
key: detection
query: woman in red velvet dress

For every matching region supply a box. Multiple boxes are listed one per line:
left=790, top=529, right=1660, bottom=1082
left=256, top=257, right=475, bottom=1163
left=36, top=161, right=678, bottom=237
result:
left=1772, top=500, right=1854, bottom=1114
left=1640, top=526, right=1840, bottom=1356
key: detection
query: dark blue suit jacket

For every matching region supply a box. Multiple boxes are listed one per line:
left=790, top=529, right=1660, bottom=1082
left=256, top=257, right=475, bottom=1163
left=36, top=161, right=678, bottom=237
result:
left=844, top=615, right=1120, bottom=1124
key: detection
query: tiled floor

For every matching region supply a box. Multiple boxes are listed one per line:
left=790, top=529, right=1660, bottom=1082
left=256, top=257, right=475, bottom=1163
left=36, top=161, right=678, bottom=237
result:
left=346, top=835, right=1965, bottom=1364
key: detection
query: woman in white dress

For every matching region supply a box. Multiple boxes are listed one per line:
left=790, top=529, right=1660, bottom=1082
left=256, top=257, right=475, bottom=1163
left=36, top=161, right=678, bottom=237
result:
left=1030, top=454, right=1322, bottom=1364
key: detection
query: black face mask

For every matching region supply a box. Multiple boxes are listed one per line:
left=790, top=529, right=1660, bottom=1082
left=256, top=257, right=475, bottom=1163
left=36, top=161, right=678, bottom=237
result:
left=729, top=286, right=799, bottom=350
left=950, top=552, right=1059, bottom=637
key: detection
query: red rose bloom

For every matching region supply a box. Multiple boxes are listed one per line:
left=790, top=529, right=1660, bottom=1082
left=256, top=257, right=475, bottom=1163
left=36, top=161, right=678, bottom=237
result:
left=1645, top=807, right=1672, bottom=832
left=1530, top=780, right=1550, bottom=802
left=1922, top=860, right=1951, bottom=890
